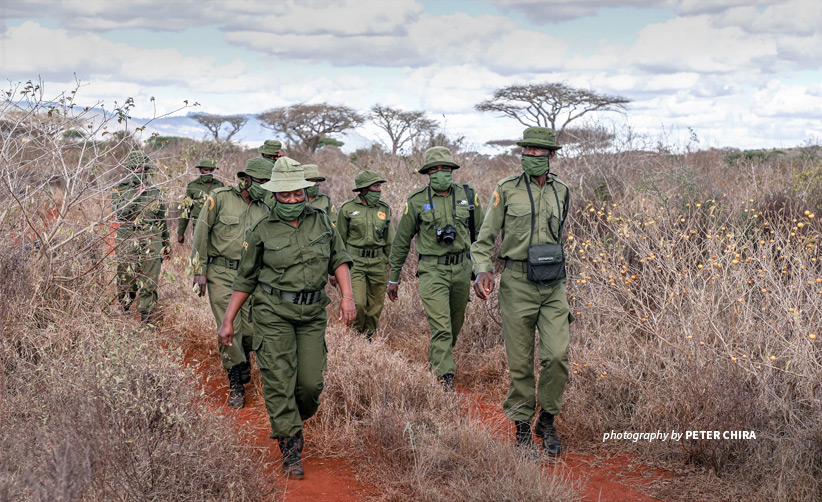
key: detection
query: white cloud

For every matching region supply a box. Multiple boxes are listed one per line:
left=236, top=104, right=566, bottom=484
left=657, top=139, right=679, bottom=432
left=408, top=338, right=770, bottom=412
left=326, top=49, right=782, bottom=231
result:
left=751, top=80, right=822, bottom=118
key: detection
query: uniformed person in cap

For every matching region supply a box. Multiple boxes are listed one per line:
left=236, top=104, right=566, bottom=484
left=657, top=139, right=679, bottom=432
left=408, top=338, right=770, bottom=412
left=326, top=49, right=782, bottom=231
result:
left=218, top=157, right=356, bottom=480
left=387, top=146, right=483, bottom=391
left=337, top=170, right=393, bottom=339
left=471, top=127, right=572, bottom=455
left=303, top=164, right=337, bottom=226
left=177, top=158, right=225, bottom=244
left=111, top=150, right=170, bottom=323
left=190, top=157, right=272, bottom=408
left=258, top=139, right=285, bottom=161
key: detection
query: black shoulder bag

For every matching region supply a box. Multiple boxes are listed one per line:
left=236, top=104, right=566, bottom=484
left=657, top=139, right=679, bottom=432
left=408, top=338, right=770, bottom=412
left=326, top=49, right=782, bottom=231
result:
left=524, top=174, right=567, bottom=283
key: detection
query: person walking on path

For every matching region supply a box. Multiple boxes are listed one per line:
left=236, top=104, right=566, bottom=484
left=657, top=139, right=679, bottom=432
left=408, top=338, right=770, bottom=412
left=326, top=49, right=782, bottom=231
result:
left=177, top=157, right=224, bottom=243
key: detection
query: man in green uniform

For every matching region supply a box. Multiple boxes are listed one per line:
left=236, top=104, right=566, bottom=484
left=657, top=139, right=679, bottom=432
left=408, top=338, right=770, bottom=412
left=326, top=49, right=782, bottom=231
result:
left=258, top=139, right=285, bottom=161
left=337, top=170, right=393, bottom=339
left=218, top=157, right=356, bottom=480
left=303, top=164, right=337, bottom=226
left=177, top=158, right=225, bottom=244
left=471, top=127, right=572, bottom=455
left=387, top=147, right=483, bottom=391
left=191, top=157, right=272, bottom=408
left=111, top=150, right=171, bottom=323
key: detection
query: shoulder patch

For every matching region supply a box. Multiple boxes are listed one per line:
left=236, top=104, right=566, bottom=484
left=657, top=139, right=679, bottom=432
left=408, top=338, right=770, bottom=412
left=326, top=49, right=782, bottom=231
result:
left=404, top=202, right=409, bottom=215
left=493, top=190, right=500, bottom=207
left=207, top=196, right=215, bottom=211
left=474, top=192, right=479, bottom=206
left=377, top=211, right=386, bottom=220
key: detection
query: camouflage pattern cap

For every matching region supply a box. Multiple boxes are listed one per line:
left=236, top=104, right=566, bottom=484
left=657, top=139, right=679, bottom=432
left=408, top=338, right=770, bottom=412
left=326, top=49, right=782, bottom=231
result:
left=258, top=139, right=283, bottom=155
left=419, top=146, right=460, bottom=173
left=516, top=127, right=562, bottom=150
left=302, top=164, right=326, bottom=182
left=237, top=157, right=274, bottom=180
left=260, top=157, right=314, bottom=193
left=197, top=158, right=219, bottom=169
left=125, top=150, right=154, bottom=170
left=353, top=170, right=387, bottom=191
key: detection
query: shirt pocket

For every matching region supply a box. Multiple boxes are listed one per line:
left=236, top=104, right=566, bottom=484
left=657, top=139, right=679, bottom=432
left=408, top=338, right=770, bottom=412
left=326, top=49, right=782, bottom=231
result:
left=455, top=206, right=471, bottom=228
left=218, top=213, right=242, bottom=240
left=419, top=208, right=435, bottom=232
left=262, top=238, right=298, bottom=273
left=305, top=228, right=332, bottom=265
left=348, top=212, right=367, bottom=241
left=505, top=203, right=531, bottom=236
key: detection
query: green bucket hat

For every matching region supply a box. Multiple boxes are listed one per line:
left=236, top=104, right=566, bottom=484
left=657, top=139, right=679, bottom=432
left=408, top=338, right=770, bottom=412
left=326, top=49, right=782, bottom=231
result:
left=516, top=127, right=562, bottom=150
left=125, top=150, right=154, bottom=170
left=197, top=158, right=219, bottom=170
left=302, top=164, right=326, bottom=182
left=258, top=139, right=283, bottom=156
left=353, top=170, right=387, bottom=191
left=260, top=157, right=315, bottom=193
left=418, top=146, right=460, bottom=174
left=237, top=157, right=274, bottom=180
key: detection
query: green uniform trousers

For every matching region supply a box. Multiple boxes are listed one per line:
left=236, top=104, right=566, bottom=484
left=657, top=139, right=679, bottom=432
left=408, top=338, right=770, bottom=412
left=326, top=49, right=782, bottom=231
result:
left=252, top=289, right=328, bottom=439
left=115, top=230, right=162, bottom=315
left=417, top=256, right=471, bottom=377
left=350, top=253, right=388, bottom=335
left=206, top=263, right=253, bottom=370
left=499, top=266, right=570, bottom=420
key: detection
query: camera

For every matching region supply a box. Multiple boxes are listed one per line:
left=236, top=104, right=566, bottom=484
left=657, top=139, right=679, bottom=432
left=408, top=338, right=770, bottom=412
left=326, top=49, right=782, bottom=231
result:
left=436, top=224, right=457, bottom=245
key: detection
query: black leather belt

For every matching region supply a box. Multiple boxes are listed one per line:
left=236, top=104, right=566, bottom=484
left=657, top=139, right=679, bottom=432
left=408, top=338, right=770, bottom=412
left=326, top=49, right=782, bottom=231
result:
left=504, top=259, right=526, bottom=272
left=420, top=252, right=466, bottom=266
left=259, top=283, right=323, bottom=305
left=208, top=256, right=239, bottom=270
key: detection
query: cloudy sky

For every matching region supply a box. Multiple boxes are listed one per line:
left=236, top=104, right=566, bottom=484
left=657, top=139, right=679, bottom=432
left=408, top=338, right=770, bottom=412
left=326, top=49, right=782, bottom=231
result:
left=2, top=0, right=821, bottom=151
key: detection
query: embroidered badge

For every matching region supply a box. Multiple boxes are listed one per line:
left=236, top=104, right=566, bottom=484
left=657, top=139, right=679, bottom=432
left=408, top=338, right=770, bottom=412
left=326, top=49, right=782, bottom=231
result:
left=458, top=200, right=468, bottom=206
left=351, top=211, right=360, bottom=216
left=493, top=191, right=500, bottom=207
left=474, top=193, right=479, bottom=206
left=423, top=203, right=435, bottom=211
left=404, top=202, right=409, bottom=215
left=242, top=241, right=248, bottom=250
left=208, top=196, right=215, bottom=210
left=377, top=211, right=386, bottom=220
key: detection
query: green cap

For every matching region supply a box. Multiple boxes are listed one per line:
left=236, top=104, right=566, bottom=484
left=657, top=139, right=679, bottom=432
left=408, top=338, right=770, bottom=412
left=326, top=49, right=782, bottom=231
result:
left=353, top=170, right=387, bottom=191
left=258, top=140, right=283, bottom=155
left=125, top=150, right=154, bottom=170
left=197, top=158, right=219, bottom=170
left=419, top=146, right=460, bottom=173
left=237, top=157, right=274, bottom=180
left=302, top=164, right=326, bottom=182
left=260, top=157, right=315, bottom=193
left=516, top=127, right=562, bottom=150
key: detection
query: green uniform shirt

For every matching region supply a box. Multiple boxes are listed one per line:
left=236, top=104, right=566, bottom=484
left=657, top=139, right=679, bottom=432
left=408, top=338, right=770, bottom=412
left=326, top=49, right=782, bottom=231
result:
left=471, top=173, right=569, bottom=274
left=307, top=193, right=337, bottom=226
left=336, top=196, right=394, bottom=256
left=190, top=186, right=270, bottom=275
left=388, top=183, right=483, bottom=282
left=178, top=177, right=225, bottom=236
left=233, top=206, right=353, bottom=294
left=111, top=179, right=170, bottom=246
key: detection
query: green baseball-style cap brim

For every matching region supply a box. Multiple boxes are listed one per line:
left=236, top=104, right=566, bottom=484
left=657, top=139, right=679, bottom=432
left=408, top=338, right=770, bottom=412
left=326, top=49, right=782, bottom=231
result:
left=258, top=139, right=283, bottom=155
left=260, top=156, right=314, bottom=193
left=418, top=146, right=460, bottom=173
left=353, top=170, right=387, bottom=191
left=237, top=157, right=274, bottom=180
left=302, top=164, right=326, bottom=182
left=516, top=126, right=562, bottom=150
left=197, top=158, right=219, bottom=169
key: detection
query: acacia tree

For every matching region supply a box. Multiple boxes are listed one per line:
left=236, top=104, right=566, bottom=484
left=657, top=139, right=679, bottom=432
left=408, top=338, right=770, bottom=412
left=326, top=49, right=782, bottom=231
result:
left=476, top=82, right=630, bottom=135
left=256, top=103, right=364, bottom=153
left=370, top=105, right=438, bottom=155
left=189, top=112, right=247, bottom=142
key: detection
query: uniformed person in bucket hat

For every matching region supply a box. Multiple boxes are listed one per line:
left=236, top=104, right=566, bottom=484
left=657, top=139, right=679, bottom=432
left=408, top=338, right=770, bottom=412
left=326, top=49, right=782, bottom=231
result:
left=218, top=156, right=356, bottom=480
left=177, top=158, right=225, bottom=243
left=303, top=164, right=337, bottom=226
left=387, top=146, right=483, bottom=391
left=111, top=150, right=170, bottom=323
left=337, top=170, right=393, bottom=339
left=258, top=139, right=285, bottom=161
left=190, top=157, right=272, bottom=408
left=471, top=127, right=572, bottom=455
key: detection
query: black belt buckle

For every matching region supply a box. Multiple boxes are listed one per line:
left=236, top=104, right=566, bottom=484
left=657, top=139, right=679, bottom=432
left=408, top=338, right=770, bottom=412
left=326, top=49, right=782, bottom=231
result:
left=226, top=259, right=238, bottom=270
left=360, top=248, right=377, bottom=258
left=443, top=253, right=461, bottom=265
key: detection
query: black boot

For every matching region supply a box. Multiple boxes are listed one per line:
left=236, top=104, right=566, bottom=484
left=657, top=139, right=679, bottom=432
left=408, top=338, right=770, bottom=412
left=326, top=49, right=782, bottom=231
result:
left=277, top=431, right=305, bottom=480
left=515, top=420, right=534, bottom=448
left=238, top=360, right=251, bottom=385
left=438, top=373, right=455, bottom=392
left=535, top=409, right=562, bottom=455
left=227, top=366, right=245, bottom=409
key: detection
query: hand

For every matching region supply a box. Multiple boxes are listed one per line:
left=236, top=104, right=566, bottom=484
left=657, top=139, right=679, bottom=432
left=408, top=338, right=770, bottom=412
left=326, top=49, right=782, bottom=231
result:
left=193, top=274, right=207, bottom=297
left=387, top=282, right=399, bottom=302
left=339, top=296, right=356, bottom=325
left=275, top=150, right=285, bottom=158
left=473, top=272, right=494, bottom=300
left=177, top=235, right=185, bottom=244
left=162, top=247, right=171, bottom=261
left=218, top=322, right=234, bottom=347
left=329, top=276, right=338, bottom=288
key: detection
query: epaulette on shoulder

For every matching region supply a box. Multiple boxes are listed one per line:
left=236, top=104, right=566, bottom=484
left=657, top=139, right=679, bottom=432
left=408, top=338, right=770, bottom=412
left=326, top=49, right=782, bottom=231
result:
left=550, top=175, right=570, bottom=190
left=212, top=186, right=234, bottom=195
left=497, top=174, right=522, bottom=187
left=408, top=186, right=428, bottom=200
left=248, top=213, right=268, bottom=232
left=306, top=204, right=326, bottom=215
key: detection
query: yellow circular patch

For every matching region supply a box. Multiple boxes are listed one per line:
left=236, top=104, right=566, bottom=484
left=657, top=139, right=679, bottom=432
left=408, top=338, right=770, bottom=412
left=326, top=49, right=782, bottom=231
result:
left=242, top=241, right=248, bottom=250
left=207, top=196, right=215, bottom=211
left=493, top=191, right=500, bottom=207
left=474, top=193, right=479, bottom=206
left=377, top=211, right=386, bottom=220
left=404, top=202, right=409, bottom=215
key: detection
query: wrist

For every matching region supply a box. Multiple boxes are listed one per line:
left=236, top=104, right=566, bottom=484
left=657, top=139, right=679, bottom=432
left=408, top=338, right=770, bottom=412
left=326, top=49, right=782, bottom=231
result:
left=388, top=280, right=398, bottom=285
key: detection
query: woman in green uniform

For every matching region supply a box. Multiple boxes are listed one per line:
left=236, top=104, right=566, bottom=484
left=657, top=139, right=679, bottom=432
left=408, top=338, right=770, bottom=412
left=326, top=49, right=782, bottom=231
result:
left=218, top=157, right=356, bottom=480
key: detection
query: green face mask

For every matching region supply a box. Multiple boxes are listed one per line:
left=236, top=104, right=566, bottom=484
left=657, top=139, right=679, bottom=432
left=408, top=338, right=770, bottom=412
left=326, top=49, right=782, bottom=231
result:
left=247, top=182, right=268, bottom=202
left=200, top=174, right=214, bottom=183
left=306, top=185, right=320, bottom=198
left=130, top=172, right=148, bottom=185
left=363, top=190, right=381, bottom=206
left=522, top=155, right=550, bottom=176
left=275, top=200, right=306, bottom=220
left=429, top=171, right=452, bottom=191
